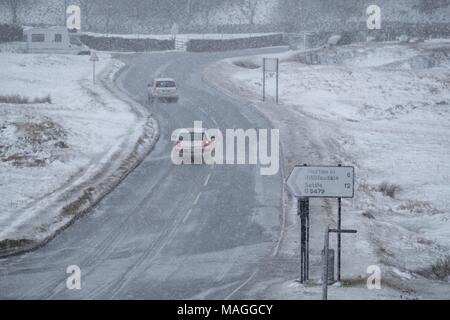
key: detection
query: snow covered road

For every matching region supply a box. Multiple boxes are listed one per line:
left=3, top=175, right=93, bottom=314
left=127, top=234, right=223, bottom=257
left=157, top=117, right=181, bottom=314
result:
left=0, top=47, right=286, bottom=299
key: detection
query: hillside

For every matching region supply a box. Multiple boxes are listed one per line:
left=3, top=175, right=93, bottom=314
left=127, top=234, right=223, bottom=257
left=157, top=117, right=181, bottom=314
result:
left=0, top=0, right=449, bottom=33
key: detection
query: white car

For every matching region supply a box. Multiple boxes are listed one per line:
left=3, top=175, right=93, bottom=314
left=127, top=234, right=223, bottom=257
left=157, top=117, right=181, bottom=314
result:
left=173, top=129, right=214, bottom=164
left=148, top=78, right=179, bottom=103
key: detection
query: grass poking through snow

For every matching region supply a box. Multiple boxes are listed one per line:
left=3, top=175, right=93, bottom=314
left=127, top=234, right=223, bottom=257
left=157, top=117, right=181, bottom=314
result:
left=419, top=256, right=450, bottom=281
left=377, top=181, right=402, bottom=198
left=0, top=94, right=52, bottom=104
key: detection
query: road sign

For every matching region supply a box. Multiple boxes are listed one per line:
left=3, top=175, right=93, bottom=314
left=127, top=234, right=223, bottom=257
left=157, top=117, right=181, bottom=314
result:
left=90, top=51, right=99, bottom=62
left=264, top=58, right=278, bottom=73
left=287, top=165, right=355, bottom=198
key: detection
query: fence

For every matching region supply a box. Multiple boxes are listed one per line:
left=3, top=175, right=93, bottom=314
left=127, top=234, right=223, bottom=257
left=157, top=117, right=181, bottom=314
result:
left=0, top=24, right=23, bottom=43
left=186, top=33, right=286, bottom=52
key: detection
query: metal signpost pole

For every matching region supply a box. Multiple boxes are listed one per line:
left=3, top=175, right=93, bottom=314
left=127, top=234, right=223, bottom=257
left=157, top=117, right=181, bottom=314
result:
left=306, top=197, right=310, bottom=280
left=298, top=197, right=310, bottom=283
left=322, top=226, right=330, bottom=300
left=286, top=164, right=355, bottom=295
left=302, top=164, right=309, bottom=280
left=262, top=58, right=266, bottom=102
left=93, top=60, right=96, bottom=85
left=300, top=199, right=305, bottom=283
left=297, top=199, right=303, bottom=282
left=337, top=197, right=342, bottom=281
left=302, top=201, right=307, bottom=281
left=337, top=164, right=342, bottom=282
left=276, top=58, right=279, bottom=104
left=323, top=228, right=357, bottom=300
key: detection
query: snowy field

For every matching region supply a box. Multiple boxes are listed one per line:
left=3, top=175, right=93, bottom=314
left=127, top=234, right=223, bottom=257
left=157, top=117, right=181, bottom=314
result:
left=0, top=52, right=155, bottom=252
left=206, top=40, right=450, bottom=299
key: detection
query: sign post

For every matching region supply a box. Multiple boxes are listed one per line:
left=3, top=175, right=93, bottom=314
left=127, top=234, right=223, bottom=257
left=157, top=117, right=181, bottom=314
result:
left=287, top=164, right=355, bottom=285
left=263, top=58, right=266, bottom=102
left=276, top=58, right=279, bottom=103
left=297, top=196, right=309, bottom=283
left=322, top=227, right=357, bottom=300
left=337, top=165, right=342, bottom=281
left=90, top=51, right=99, bottom=85
left=262, top=58, right=279, bottom=104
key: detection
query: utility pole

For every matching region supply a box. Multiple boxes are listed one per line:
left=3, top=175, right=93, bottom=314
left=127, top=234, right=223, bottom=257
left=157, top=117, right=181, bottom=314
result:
left=63, top=0, right=68, bottom=26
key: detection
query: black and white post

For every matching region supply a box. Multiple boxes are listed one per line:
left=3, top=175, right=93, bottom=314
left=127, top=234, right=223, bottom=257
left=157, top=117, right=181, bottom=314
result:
left=90, top=51, right=99, bottom=85
left=262, top=58, right=279, bottom=104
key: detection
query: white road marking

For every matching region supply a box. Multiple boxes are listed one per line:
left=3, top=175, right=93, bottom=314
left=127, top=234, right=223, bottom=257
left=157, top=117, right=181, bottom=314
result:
left=154, top=62, right=172, bottom=78
left=204, top=173, right=211, bottom=187
left=225, top=270, right=258, bottom=300
left=193, top=192, right=202, bottom=206
left=183, top=209, right=192, bottom=223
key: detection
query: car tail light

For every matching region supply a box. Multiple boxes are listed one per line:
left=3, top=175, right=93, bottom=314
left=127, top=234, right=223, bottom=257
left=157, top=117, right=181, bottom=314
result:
left=203, top=139, right=211, bottom=147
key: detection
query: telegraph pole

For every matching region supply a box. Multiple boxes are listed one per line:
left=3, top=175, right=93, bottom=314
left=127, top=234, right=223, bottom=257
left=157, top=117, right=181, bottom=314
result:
left=63, top=0, right=68, bottom=26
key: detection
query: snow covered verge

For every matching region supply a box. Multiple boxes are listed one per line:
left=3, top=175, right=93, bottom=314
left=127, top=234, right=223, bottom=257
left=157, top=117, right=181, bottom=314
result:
left=0, top=52, right=158, bottom=257
left=0, top=42, right=26, bottom=54
left=204, top=40, right=450, bottom=299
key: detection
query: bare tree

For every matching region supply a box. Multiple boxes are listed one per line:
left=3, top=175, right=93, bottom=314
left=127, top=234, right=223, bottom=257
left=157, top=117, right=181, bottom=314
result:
left=277, top=0, right=362, bottom=32
left=78, top=0, right=98, bottom=31
left=0, top=0, right=31, bottom=25
left=277, top=0, right=303, bottom=32
left=184, top=0, right=195, bottom=25
left=191, top=0, right=220, bottom=26
left=237, top=0, right=258, bottom=25
left=417, top=0, right=450, bottom=12
left=103, top=0, right=121, bottom=34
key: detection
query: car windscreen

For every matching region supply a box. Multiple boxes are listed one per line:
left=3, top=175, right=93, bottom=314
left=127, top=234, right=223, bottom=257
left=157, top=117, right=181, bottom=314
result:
left=190, top=132, right=205, bottom=141
left=156, top=81, right=176, bottom=88
left=179, top=132, right=205, bottom=142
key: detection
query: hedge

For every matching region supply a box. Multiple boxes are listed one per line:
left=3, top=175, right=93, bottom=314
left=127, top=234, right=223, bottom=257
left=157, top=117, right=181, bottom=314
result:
left=0, top=24, right=23, bottom=43
left=186, top=34, right=286, bottom=52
